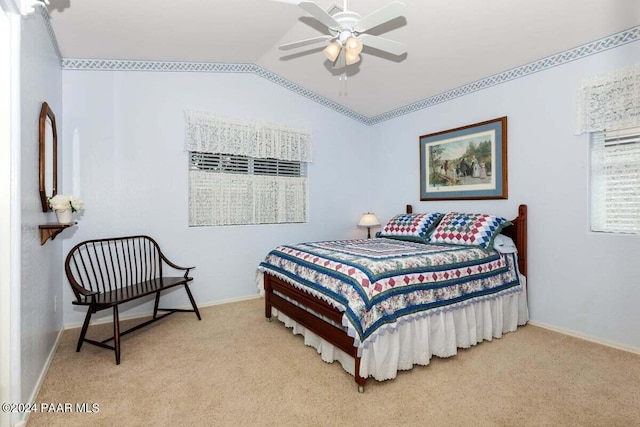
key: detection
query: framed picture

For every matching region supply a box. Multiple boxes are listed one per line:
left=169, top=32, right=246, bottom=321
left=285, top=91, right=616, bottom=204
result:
left=419, top=117, right=508, bottom=200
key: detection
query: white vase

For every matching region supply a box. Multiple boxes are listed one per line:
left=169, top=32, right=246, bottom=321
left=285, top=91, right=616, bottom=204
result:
left=55, top=209, right=73, bottom=224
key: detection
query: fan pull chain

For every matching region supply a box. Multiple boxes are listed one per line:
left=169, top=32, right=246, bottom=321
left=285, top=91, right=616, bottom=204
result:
left=339, top=74, right=348, bottom=96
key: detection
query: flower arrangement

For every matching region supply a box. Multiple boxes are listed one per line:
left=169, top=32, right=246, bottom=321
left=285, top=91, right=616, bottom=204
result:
left=48, top=194, right=84, bottom=213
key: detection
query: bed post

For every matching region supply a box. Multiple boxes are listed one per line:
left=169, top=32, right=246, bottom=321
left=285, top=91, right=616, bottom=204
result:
left=516, top=204, right=527, bottom=278
left=264, top=274, right=272, bottom=321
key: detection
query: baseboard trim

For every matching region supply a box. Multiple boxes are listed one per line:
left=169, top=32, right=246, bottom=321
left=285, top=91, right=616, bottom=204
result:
left=19, top=327, right=64, bottom=426
left=63, top=294, right=262, bottom=329
left=198, top=294, right=262, bottom=309
left=528, top=320, right=640, bottom=356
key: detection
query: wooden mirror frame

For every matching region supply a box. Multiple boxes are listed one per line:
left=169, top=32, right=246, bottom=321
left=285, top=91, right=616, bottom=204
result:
left=39, top=102, right=58, bottom=212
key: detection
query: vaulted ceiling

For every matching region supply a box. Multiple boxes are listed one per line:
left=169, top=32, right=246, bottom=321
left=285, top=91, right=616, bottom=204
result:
left=47, top=0, right=639, bottom=118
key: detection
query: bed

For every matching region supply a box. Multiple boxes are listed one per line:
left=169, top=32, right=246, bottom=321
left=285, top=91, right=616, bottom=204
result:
left=257, top=204, right=528, bottom=392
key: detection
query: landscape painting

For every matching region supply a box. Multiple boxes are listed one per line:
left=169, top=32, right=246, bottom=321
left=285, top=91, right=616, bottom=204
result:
left=419, top=117, right=508, bottom=200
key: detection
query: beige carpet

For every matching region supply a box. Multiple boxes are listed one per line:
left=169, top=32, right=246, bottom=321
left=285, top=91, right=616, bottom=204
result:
left=27, top=298, right=640, bottom=426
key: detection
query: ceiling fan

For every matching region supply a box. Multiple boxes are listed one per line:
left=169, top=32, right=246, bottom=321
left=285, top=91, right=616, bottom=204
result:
left=279, top=1, right=407, bottom=69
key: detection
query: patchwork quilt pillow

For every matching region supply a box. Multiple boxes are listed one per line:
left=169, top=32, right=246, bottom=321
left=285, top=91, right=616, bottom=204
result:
left=379, top=213, right=443, bottom=242
left=428, top=212, right=511, bottom=250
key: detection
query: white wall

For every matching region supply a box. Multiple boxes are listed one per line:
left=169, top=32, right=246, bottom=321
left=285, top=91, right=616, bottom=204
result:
left=369, top=41, right=640, bottom=350
left=61, top=70, right=375, bottom=325
left=1, top=6, right=16, bottom=427
left=19, top=9, right=63, bottom=405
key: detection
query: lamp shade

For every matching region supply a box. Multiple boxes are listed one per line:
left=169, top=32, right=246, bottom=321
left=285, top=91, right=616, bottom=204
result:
left=345, top=52, right=361, bottom=66
left=323, top=41, right=342, bottom=62
left=358, top=213, right=380, bottom=227
left=345, top=37, right=363, bottom=55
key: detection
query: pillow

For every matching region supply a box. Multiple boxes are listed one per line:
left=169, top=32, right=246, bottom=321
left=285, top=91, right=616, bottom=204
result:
left=493, top=234, right=517, bottom=254
left=379, top=212, right=443, bottom=242
left=427, top=212, right=511, bottom=250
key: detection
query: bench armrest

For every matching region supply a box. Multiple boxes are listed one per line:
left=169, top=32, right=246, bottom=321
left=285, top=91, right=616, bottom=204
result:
left=160, top=254, right=195, bottom=279
left=73, top=288, right=99, bottom=304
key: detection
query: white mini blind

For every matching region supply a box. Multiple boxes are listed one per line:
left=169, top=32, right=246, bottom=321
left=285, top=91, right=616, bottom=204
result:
left=189, top=152, right=305, bottom=177
left=590, top=128, right=640, bottom=234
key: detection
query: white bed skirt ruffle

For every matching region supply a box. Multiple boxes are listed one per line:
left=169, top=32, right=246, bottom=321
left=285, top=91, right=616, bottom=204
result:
left=267, top=276, right=529, bottom=381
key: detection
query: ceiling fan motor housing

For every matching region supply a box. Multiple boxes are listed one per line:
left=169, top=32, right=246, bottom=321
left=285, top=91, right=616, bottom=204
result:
left=330, top=11, right=362, bottom=35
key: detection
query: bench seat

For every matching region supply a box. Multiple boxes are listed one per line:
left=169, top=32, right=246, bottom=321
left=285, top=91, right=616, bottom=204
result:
left=74, top=277, right=193, bottom=307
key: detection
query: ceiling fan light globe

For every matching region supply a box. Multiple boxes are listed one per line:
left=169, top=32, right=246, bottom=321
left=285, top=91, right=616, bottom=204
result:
left=345, top=52, right=361, bottom=66
left=346, top=37, right=363, bottom=55
left=323, top=41, right=342, bottom=62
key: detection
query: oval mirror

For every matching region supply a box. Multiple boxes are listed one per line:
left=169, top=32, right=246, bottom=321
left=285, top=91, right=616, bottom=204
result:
left=39, top=102, right=58, bottom=212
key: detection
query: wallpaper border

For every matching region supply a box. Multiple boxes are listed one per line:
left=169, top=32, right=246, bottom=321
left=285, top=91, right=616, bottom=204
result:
left=60, top=26, right=639, bottom=126
left=39, top=5, right=62, bottom=60
left=368, top=26, right=640, bottom=125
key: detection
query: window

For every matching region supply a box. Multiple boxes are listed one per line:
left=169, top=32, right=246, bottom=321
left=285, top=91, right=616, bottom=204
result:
left=184, top=112, right=312, bottom=227
left=590, top=128, right=640, bottom=234
left=188, top=152, right=308, bottom=226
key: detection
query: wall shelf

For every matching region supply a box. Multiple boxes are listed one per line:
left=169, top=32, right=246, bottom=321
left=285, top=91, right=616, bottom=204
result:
left=39, top=222, right=76, bottom=245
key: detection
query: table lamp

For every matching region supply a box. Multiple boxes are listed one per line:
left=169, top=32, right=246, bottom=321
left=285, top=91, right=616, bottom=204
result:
left=358, top=213, right=380, bottom=239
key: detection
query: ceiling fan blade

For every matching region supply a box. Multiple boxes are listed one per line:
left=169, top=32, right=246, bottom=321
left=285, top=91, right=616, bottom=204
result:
left=299, top=1, right=340, bottom=30
left=354, top=1, right=407, bottom=33
left=279, top=36, right=332, bottom=50
left=332, top=48, right=346, bottom=69
left=359, top=34, right=407, bottom=56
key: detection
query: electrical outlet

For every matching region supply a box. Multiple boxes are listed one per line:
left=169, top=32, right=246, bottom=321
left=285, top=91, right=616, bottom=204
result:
left=54, top=295, right=57, bottom=313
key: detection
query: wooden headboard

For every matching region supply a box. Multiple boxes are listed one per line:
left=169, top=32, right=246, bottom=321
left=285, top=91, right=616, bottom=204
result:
left=405, top=204, right=527, bottom=277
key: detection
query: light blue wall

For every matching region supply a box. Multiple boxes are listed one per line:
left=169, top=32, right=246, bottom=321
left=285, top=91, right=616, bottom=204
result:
left=61, top=70, right=376, bottom=325
left=368, top=41, right=640, bottom=350
left=19, top=9, right=63, bottom=404
left=59, top=41, right=640, bottom=350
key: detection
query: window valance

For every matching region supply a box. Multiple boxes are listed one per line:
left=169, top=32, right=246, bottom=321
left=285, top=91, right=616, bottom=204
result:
left=184, top=111, right=312, bottom=162
left=576, top=63, right=640, bottom=134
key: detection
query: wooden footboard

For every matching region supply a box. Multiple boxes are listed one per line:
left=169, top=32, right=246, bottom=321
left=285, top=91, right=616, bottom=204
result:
left=263, top=273, right=366, bottom=391
left=263, top=204, right=527, bottom=392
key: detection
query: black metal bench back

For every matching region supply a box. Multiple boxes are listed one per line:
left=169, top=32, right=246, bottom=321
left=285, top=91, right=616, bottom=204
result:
left=65, top=235, right=163, bottom=301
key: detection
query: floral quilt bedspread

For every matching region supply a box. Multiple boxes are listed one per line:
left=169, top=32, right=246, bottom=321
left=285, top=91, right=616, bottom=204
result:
left=259, top=238, right=521, bottom=350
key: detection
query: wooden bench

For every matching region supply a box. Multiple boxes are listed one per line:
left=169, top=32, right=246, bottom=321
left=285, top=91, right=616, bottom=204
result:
left=64, top=235, right=201, bottom=364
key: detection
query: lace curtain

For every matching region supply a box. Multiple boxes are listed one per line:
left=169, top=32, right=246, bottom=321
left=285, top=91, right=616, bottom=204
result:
left=186, top=111, right=311, bottom=226
left=184, top=111, right=312, bottom=162
left=189, top=172, right=308, bottom=226
left=576, top=63, right=640, bottom=134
